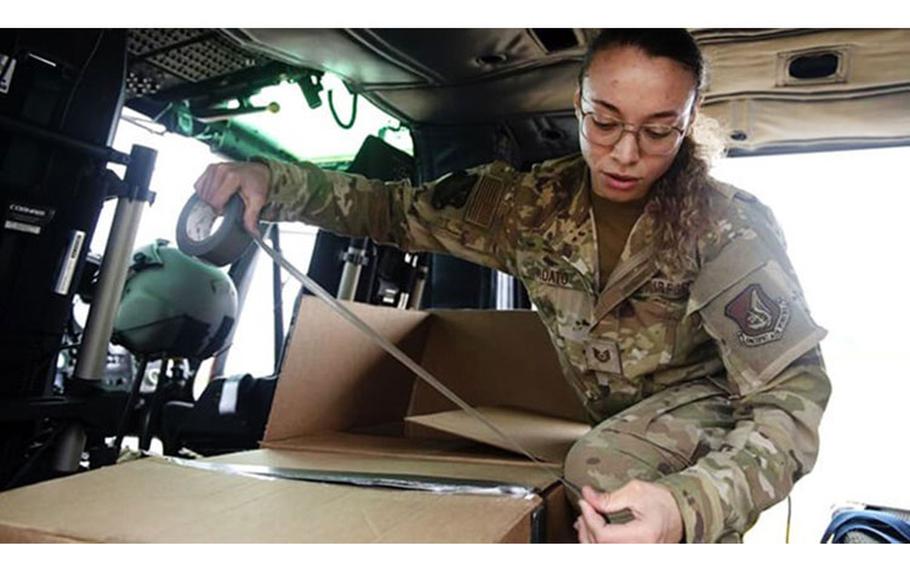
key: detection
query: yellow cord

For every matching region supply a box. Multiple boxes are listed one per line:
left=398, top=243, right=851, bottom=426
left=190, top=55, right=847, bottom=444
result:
left=785, top=496, right=792, bottom=543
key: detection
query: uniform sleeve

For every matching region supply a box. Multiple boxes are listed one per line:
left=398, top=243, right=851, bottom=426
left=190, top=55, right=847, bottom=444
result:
left=653, top=203, right=832, bottom=543
left=655, top=351, right=830, bottom=542
left=254, top=158, right=524, bottom=274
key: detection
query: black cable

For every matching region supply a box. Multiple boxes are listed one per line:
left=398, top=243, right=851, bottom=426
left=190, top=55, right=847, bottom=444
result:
left=36, top=29, right=107, bottom=220
left=328, top=89, right=358, bottom=130
left=58, top=30, right=105, bottom=130
left=139, top=355, right=168, bottom=452
left=112, top=356, right=148, bottom=454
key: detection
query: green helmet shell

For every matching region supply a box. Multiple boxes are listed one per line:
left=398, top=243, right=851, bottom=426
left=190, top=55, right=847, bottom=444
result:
left=113, top=240, right=238, bottom=358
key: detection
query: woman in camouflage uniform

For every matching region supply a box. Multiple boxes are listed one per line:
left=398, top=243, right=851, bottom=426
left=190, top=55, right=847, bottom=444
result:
left=195, top=29, right=830, bottom=543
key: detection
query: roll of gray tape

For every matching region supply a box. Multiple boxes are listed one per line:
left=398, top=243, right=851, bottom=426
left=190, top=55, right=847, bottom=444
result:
left=176, top=194, right=254, bottom=266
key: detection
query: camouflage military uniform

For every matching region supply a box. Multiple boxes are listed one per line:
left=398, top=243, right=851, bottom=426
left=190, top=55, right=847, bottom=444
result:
left=256, top=153, right=831, bottom=543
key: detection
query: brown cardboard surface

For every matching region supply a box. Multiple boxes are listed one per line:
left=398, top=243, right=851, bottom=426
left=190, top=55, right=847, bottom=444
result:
left=542, top=484, right=578, bottom=543
left=269, top=299, right=587, bottom=446
left=409, top=309, right=588, bottom=423
left=262, top=431, right=548, bottom=468
left=0, top=458, right=543, bottom=543
left=406, top=406, right=591, bottom=464
left=266, top=297, right=430, bottom=442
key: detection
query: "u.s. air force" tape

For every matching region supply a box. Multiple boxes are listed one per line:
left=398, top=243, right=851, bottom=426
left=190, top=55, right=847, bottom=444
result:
left=176, top=194, right=257, bottom=266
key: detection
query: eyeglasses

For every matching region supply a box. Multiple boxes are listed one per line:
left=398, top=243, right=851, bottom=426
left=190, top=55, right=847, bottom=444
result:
left=578, top=102, right=688, bottom=156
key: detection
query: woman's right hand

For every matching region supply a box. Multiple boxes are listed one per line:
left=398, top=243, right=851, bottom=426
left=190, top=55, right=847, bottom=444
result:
left=193, top=161, right=271, bottom=236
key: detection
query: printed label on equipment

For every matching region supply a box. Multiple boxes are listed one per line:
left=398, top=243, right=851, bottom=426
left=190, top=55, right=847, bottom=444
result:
left=4, top=202, right=56, bottom=235
left=0, top=54, right=16, bottom=94
left=4, top=220, right=41, bottom=234
left=54, top=230, right=86, bottom=295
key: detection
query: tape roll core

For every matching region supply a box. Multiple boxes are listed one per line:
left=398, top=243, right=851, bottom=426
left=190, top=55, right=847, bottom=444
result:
left=176, top=194, right=254, bottom=266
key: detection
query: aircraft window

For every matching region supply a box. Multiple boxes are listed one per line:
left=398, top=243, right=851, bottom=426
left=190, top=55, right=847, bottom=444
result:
left=710, top=145, right=910, bottom=543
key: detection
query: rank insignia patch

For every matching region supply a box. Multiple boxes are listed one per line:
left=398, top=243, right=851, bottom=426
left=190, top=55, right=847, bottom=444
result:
left=724, top=283, right=791, bottom=347
left=585, top=339, right=622, bottom=375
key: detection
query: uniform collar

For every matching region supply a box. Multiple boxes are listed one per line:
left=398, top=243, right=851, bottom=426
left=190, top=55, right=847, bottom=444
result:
left=580, top=166, right=659, bottom=326
left=531, top=155, right=658, bottom=314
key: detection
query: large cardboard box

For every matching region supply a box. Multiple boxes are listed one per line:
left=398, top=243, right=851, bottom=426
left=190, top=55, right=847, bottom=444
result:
left=0, top=297, right=591, bottom=543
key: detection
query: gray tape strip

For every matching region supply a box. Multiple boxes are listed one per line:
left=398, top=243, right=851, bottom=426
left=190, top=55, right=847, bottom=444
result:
left=161, top=456, right=535, bottom=498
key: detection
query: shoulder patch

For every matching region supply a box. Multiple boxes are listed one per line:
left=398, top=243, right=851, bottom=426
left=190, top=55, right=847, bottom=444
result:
left=464, top=174, right=506, bottom=229
left=697, top=260, right=826, bottom=394
left=724, top=283, right=791, bottom=347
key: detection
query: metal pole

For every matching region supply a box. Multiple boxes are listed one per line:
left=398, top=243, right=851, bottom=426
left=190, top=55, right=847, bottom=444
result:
left=407, top=256, right=429, bottom=310
left=337, top=237, right=367, bottom=301
left=51, top=422, right=86, bottom=473
left=0, top=113, right=132, bottom=165
left=74, top=145, right=156, bottom=382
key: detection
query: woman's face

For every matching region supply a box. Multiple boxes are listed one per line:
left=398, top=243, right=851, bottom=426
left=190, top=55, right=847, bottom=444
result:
left=575, top=46, right=698, bottom=203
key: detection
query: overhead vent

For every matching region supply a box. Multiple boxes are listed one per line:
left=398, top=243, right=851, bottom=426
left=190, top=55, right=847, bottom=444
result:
left=778, top=46, right=849, bottom=86
left=531, top=29, right=580, bottom=53
left=476, top=53, right=509, bottom=66
left=790, top=52, right=840, bottom=79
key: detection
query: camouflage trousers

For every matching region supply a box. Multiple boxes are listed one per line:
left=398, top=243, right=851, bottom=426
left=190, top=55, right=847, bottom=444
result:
left=563, top=378, right=741, bottom=543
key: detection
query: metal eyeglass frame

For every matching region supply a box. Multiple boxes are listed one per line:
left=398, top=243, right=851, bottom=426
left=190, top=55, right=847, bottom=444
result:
left=577, top=103, right=688, bottom=156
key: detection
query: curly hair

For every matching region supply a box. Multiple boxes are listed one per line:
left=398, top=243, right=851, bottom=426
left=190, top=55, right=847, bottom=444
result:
left=644, top=132, right=719, bottom=275
left=580, top=29, right=724, bottom=274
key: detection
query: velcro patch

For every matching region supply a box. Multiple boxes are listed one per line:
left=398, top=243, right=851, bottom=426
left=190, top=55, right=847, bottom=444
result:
left=464, top=174, right=505, bottom=229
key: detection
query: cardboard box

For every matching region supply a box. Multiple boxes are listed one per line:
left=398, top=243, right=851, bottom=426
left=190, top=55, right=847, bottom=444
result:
left=0, top=297, right=591, bottom=543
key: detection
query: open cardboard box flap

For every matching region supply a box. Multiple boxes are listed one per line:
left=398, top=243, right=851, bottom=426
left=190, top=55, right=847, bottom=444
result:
left=260, top=297, right=589, bottom=480
left=267, top=297, right=588, bottom=438
left=405, top=406, right=591, bottom=465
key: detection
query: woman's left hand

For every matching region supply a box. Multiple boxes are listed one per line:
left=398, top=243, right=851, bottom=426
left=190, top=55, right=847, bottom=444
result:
left=574, top=481, right=684, bottom=543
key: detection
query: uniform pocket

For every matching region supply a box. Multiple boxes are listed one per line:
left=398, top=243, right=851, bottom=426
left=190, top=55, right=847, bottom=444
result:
left=618, top=290, right=687, bottom=373
left=599, top=380, right=734, bottom=467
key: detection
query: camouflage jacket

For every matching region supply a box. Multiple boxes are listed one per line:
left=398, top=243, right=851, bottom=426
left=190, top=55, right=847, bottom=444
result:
left=257, top=153, right=831, bottom=542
